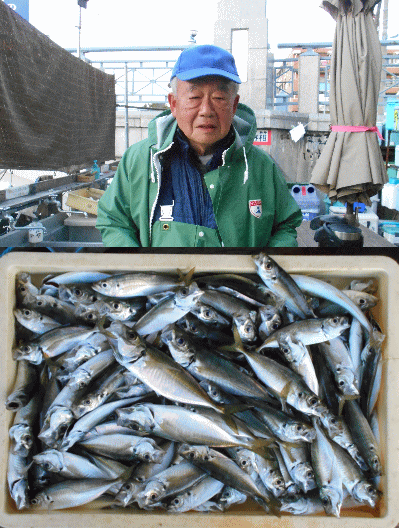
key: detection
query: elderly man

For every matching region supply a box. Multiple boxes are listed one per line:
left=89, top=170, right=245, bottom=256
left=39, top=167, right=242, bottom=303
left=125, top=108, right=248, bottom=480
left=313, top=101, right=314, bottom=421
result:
left=96, top=45, right=302, bottom=247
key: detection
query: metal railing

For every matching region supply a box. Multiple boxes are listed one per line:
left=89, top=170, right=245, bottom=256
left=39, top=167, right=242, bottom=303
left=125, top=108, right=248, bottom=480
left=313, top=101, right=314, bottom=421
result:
left=273, top=40, right=399, bottom=113
left=66, top=41, right=399, bottom=113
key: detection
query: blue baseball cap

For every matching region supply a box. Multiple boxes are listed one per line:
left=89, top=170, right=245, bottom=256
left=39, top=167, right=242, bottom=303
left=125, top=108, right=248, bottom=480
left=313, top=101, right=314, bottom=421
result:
left=171, top=45, right=241, bottom=84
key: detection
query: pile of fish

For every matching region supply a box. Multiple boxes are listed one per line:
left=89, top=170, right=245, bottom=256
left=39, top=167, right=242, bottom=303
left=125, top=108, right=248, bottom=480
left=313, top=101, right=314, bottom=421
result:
left=7, top=254, right=384, bottom=516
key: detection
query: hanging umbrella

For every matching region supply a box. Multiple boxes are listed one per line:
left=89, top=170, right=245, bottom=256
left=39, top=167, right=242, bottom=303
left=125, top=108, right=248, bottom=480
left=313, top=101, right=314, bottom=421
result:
left=310, top=0, right=388, bottom=213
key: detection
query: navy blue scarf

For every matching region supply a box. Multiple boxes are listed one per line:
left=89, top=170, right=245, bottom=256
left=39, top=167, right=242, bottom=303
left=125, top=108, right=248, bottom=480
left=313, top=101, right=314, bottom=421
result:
left=153, top=128, right=234, bottom=228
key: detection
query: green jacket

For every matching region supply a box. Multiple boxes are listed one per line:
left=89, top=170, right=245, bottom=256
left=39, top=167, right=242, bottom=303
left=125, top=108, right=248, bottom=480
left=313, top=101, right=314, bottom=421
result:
left=96, top=103, right=303, bottom=247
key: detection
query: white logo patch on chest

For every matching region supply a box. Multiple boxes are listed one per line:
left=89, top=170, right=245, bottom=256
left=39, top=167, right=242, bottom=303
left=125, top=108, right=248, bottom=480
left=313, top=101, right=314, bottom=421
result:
left=249, top=199, right=262, bottom=218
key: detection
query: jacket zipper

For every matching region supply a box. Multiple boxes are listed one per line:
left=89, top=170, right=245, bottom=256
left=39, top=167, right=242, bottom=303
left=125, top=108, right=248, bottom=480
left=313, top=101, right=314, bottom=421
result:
left=149, top=142, right=174, bottom=243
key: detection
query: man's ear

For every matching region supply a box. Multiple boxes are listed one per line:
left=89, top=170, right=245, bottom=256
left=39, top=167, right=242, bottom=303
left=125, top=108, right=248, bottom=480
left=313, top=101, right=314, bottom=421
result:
left=168, top=93, right=177, bottom=117
left=233, top=94, right=240, bottom=114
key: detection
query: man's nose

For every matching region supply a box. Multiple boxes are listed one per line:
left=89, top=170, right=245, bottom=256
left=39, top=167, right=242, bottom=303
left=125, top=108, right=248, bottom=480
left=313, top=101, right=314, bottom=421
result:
left=198, top=96, right=215, bottom=116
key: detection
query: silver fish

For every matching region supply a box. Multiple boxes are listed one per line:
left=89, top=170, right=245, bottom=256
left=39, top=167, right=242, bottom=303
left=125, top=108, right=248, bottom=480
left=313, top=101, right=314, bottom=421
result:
left=14, top=308, right=62, bottom=334
left=6, top=359, right=38, bottom=411
left=253, top=253, right=314, bottom=319
left=311, top=419, right=344, bottom=517
left=33, top=449, right=113, bottom=479
left=178, top=444, right=275, bottom=513
left=78, top=433, right=165, bottom=463
left=258, top=316, right=351, bottom=350
left=109, top=322, right=228, bottom=413
left=278, top=443, right=317, bottom=493
left=91, top=271, right=186, bottom=298
left=30, top=474, right=128, bottom=510
left=133, top=282, right=204, bottom=335
left=317, top=338, right=360, bottom=397
left=136, top=461, right=207, bottom=509
left=166, top=475, right=224, bottom=512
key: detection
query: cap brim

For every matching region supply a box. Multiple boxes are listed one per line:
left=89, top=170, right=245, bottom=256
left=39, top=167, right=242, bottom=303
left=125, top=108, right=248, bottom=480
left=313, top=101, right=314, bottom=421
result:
left=175, top=67, right=241, bottom=84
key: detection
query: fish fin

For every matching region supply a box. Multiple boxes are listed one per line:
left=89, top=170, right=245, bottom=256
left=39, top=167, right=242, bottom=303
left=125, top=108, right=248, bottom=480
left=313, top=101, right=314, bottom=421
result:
left=177, top=267, right=196, bottom=286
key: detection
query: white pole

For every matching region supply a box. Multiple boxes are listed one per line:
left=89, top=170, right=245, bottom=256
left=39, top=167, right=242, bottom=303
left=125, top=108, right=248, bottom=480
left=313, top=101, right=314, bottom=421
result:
left=77, top=5, right=82, bottom=59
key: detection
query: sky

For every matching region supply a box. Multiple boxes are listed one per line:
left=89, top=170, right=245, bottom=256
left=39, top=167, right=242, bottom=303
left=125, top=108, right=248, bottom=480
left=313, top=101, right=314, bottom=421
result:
left=17, top=0, right=399, bottom=59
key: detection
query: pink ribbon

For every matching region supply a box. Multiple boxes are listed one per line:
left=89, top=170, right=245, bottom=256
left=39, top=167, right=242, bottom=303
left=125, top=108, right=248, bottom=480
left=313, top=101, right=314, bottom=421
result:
left=331, top=125, right=384, bottom=141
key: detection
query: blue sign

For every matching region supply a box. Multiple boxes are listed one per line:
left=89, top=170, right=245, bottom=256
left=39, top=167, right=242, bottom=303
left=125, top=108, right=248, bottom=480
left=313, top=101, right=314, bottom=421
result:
left=3, top=0, right=29, bottom=21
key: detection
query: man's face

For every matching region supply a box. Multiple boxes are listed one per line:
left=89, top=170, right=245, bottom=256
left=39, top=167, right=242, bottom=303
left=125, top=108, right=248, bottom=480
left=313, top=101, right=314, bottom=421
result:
left=168, top=77, right=239, bottom=156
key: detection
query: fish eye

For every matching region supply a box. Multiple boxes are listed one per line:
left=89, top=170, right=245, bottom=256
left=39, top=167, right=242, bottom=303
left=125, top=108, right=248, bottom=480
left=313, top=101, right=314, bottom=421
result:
left=36, top=300, right=43, bottom=306
left=74, top=288, right=82, bottom=296
left=150, top=493, right=158, bottom=500
left=187, top=451, right=195, bottom=459
left=330, top=417, right=336, bottom=424
left=298, top=392, right=303, bottom=398
left=332, top=317, right=339, bottom=324
left=23, top=309, right=31, bottom=316
left=113, top=303, right=120, bottom=309
left=241, top=459, right=247, bottom=466
left=307, top=471, right=314, bottom=478
left=143, top=454, right=150, bottom=461
left=172, top=498, right=180, bottom=505
left=282, top=347, right=290, bottom=354
left=338, top=380, right=345, bottom=386
left=181, top=288, right=188, bottom=295
left=309, top=397, right=318, bottom=405
left=272, top=323, right=280, bottom=329
left=101, top=283, right=108, bottom=289
left=296, top=425, right=303, bottom=431
left=275, top=479, right=283, bottom=486
left=130, top=423, right=140, bottom=431
left=177, top=337, right=185, bottom=345
left=204, top=310, right=211, bottom=317
left=19, top=286, right=26, bottom=292
left=43, top=462, right=52, bottom=470
left=265, top=263, right=273, bottom=270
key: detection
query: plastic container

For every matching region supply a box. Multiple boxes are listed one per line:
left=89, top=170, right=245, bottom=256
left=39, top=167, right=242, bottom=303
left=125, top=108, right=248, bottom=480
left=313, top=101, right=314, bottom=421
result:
left=301, top=208, right=319, bottom=221
left=329, top=205, right=380, bottom=233
left=380, top=178, right=399, bottom=209
left=386, top=99, right=399, bottom=132
left=291, top=184, right=320, bottom=211
left=381, top=223, right=399, bottom=245
left=91, top=160, right=101, bottom=180
left=0, top=253, right=399, bottom=528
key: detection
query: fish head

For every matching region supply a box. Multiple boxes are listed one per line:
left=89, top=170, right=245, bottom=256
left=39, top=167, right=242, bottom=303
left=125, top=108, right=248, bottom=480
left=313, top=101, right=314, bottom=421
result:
left=9, top=424, right=34, bottom=456
left=193, top=303, right=229, bottom=326
left=166, top=493, right=189, bottom=513
left=279, top=496, right=309, bottom=515
left=10, top=480, right=29, bottom=510
left=199, top=380, right=225, bottom=404
left=115, top=480, right=145, bottom=507
left=33, top=449, right=64, bottom=473
left=263, top=471, right=286, bottom=498
left=178, top=443, right=212, bottom=462
left=74, top=304, right=99, bottom=324
left=233, top=312, right=257, bottom=342
left=161, top=325, right=194, bottom=367
left=259, top=306, right=282, bottom=336
left=291, top=463, right=316, bottom=493
left=368, top=450, right=382, bottom=476
left=323, top=316, right=351, bottom=337
left=283, top=422, right=316, bottom=443
left=352, top=481, right=379, bottom=507
left=137, top=480, right=167, bottom=508
left=252, top=254, right=279, bottom=282
left=320, top=486, right=343, bottom=517
left=70, top=369, right=92, bottom=390
left=116, top=405, right=154, bottom=433
left=334, top=366, right=359, bottom=396
left=14, top=308, right=36, bottom=323
left=13, top=343, right=43, bottom=365
left=132, top=439, right=165, bottom=463
left=291, top=389, right=327, bottom=418
left=91, top=277, right=114, bottom=296
left=235, top=449, right=256, bottom=474
left=319, top=411, right=345, bottom=437
left=30, top=490, right=54, bottom=510
left=174, top=282, right=204, bottom=310
left=38, top=407, right=73, bottom=447
left=71, top=393, right=101, bottom=418
left=218, top=486, right=247, bottom=509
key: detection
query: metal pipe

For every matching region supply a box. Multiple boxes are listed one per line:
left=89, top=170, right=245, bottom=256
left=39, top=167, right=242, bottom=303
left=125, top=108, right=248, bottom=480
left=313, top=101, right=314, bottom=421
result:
left=66, top=45, right=190, bottom=54
left=125, top=62, right=129, bottom=151
left=277, top=39, right=399, bottom=48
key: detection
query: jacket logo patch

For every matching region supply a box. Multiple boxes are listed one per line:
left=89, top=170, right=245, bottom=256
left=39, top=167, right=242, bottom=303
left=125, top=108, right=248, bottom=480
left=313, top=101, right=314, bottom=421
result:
left=249, top=200, right=262, bottom=218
